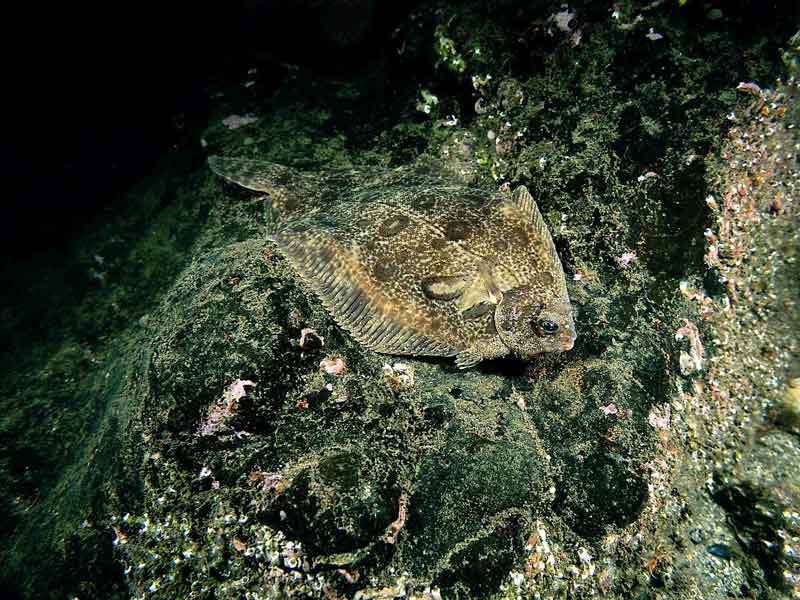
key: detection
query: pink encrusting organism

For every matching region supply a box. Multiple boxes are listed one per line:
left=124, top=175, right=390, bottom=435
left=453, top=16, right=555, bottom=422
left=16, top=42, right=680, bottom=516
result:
left=648, top=405, right=671, bottom=430
left=600, top=403, right=618, bottom=416
left=675, top=319, right=704, bottom=374
left=320, top=356, right=346, bottom=375
left=616, top=252, right=637, bottom=268
left=197, top=379, right=256, bottom=436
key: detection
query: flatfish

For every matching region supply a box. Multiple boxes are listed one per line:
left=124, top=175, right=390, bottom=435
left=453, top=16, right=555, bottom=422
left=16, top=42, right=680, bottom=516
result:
left=209, top=156, right=576, bottom=368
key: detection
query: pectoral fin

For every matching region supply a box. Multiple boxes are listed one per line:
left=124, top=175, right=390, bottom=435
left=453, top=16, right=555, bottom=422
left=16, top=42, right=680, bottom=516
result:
left=421, top=275, right=469, bottom=301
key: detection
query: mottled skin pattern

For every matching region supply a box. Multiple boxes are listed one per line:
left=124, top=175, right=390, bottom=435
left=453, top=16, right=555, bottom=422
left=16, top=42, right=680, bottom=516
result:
left=209, top=156, right=576, bottom=368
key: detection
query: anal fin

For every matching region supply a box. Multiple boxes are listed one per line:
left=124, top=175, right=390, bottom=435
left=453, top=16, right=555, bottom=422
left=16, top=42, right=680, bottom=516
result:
left=276, top=233, right=459, bottom=359
left=455, top=349, right=483, bottom=369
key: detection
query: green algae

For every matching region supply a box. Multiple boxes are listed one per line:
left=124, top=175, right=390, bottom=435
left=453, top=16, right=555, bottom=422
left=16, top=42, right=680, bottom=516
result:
left=0, top=165, right=214, bottom=599
left=1, top=3, right=798, bottom=600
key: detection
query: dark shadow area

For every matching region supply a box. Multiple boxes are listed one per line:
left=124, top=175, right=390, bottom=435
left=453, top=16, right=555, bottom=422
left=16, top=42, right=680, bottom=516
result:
left=3, top=1, right=422, bottom=261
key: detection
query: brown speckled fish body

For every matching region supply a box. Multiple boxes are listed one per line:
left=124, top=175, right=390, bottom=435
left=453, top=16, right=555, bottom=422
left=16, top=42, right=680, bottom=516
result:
left=209, top=156, right=576, bottom=368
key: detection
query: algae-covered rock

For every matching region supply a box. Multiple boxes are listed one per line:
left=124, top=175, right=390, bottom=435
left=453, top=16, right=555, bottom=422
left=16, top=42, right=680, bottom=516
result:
left=405, top=395, right=552, bottom=590
left=93, top=12, right=800, bottom=600
left=119, top=227, right=673, bottom=597
left=1, top=4, right=798, bottom=600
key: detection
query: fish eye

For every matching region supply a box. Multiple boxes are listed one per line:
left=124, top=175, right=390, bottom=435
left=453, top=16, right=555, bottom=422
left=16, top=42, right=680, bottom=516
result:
left=536, top=318, right=559, bottom=335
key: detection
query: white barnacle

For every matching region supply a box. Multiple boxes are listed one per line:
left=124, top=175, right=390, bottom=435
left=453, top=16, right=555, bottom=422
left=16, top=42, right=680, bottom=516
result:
left=645, top=28, right=663, bottom=41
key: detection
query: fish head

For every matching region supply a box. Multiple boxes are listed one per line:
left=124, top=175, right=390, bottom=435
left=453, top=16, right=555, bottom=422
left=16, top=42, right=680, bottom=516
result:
left=494, top=287, right=576, bottom=357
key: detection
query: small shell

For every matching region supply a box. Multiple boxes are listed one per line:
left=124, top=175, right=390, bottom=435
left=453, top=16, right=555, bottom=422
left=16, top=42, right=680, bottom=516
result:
left=383, top=362, right=415, bottom=390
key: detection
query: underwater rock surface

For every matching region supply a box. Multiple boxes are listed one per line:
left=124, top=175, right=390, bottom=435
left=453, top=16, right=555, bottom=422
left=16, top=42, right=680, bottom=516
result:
left=0, top=4, right=798, bottom=600
left=122, top=231, right=661, bottom=598
left=114, top=77, right=797, bottom=600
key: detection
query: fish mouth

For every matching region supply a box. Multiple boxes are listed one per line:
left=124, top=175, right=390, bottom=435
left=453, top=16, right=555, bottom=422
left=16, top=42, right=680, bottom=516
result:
left=558, top=333, right=576, bottom=351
